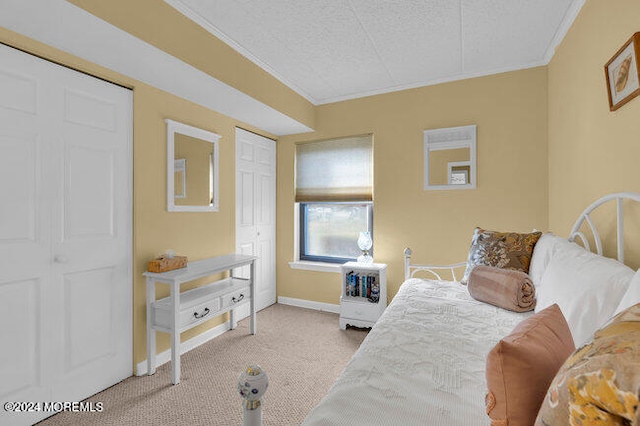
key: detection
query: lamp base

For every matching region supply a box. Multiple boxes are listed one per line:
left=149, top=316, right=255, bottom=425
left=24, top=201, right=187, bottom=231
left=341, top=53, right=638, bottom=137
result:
left=357, top=254, right=373, bottom=264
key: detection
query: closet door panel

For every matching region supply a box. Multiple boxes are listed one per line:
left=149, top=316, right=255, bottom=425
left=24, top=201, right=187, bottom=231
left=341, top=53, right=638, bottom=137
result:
left=49, top=59, right=132, bottom=403
left=62, top=268, right=116, bottom=371
left=0, top=65, right=37, bottom=114
left=0, top=48, right=54, bottom=426
left=235, top=128, right=276, bottom=312
left=64, top=144, right=115, bottom=239
left=63, top=88, right=118, bottom=133
left=0, top=133, right=39, bottom=243
left=256, top=171, right=276, bottom=309
left=0, top=57, right=52, bottom=278
left=0, top=278, right=44, bottom=396
left=0, top=275, right=52, bottom=426
left=0, top=43, right=132, bottom=425
left=236, top=168, right=256, bottom=280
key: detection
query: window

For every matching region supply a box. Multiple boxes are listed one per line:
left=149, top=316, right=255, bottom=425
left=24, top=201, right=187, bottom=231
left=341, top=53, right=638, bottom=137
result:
left=295, top=135, right=373, bottom=264
left=300, top=202, right=373, bottom=263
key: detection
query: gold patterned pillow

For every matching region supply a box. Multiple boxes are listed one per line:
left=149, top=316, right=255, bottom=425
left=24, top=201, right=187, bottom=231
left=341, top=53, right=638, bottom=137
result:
left=461, top=228, right=542, bottom=284
left=535, top=303, right=640, bottom=425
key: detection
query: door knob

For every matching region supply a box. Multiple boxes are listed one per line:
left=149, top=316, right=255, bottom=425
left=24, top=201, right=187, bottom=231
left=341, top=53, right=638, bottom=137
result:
left=54, top=255, right=68, bottom=264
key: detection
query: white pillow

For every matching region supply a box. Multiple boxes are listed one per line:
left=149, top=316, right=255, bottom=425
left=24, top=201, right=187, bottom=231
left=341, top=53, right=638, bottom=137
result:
left=528, top=233, right=572, bottom=287
left=613, top=269, right=640, bottom=316
left=535, top=242, right=634, bottom=347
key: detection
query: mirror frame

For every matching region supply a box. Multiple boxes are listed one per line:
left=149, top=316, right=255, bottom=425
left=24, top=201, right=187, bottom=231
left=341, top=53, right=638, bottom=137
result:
left=423, top=124, right=477, bottom=190
left=166, top=119, right=220, bottom=212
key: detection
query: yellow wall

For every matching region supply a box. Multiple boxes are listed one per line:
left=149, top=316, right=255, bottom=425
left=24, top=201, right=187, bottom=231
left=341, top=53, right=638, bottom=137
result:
left=277, top=67, right=549, bottom=304
left=0, top=27, right=276, bottom=369
left=548, top=0, right=640, bottom=268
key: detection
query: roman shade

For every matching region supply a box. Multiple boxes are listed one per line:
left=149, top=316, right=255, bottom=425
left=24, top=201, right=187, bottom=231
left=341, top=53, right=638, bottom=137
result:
left=295, top=135, right=373, bottom=202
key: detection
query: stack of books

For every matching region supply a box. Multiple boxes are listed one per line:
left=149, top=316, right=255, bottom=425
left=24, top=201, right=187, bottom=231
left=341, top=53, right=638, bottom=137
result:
left=344, top=271, right=379, bottom=303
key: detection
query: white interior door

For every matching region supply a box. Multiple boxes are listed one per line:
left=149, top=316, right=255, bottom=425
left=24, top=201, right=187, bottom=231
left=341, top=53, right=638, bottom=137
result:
left=0, top=44, right=132, bottom=425
left=235, top=128, right=276, bottom=313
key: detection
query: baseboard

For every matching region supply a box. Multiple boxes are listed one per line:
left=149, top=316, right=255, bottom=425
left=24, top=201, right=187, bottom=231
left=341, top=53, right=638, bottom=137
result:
left=278, top=296, right=340, bottom=314
left=135, top=320, right=231, bottom=376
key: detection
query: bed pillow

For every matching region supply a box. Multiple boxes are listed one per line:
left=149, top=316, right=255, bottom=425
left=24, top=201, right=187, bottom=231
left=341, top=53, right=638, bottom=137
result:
left=613, top=269, right=640, bottom=316
left=461, top=228, right=542, bottom=284
left=535, top=242, right=634, bottom=347
left=467, top=265, right=536, bottom=312
left=485, top=304, right=574, bottom=426
left=528, top=233, right=572, bottom=287
left=535, top=303, right=640, bottom=425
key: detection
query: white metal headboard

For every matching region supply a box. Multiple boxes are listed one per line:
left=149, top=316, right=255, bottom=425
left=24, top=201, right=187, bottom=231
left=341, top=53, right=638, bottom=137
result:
left=403, top=247, right=467, bottom=281
left=404, top=191, right=640, bottom=280
left=569, top=192, right=640, bottom=264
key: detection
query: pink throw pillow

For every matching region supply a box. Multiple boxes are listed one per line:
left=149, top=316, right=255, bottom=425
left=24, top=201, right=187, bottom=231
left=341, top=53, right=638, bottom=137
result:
left=485, top=304, right=575, bottom=426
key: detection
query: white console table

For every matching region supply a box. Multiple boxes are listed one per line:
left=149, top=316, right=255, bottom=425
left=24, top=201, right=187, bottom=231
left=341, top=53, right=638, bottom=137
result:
left=144, top=254, right=257, bottom=384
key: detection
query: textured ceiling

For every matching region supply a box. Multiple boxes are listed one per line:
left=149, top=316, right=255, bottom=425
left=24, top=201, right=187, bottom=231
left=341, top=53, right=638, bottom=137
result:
left=166, top=0, right=584, bottom=105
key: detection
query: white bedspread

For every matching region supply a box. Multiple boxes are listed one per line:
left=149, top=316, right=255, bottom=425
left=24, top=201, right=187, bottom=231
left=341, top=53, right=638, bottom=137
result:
left=303, top=278, right=531, bottom=426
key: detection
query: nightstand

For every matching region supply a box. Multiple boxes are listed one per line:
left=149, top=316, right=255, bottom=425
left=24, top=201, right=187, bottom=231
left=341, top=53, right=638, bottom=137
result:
left=339, top=262, right=388, bottom=329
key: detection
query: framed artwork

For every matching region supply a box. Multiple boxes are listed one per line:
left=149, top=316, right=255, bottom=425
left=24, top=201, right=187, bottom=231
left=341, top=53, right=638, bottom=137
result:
left=605, top=32, right=640, bottom=111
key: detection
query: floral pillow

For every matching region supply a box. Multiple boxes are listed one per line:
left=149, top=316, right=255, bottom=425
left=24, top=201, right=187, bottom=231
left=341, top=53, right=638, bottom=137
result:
left=535, top=303, right=640, bottom=425
left=461, top=228, right=542, bottom=284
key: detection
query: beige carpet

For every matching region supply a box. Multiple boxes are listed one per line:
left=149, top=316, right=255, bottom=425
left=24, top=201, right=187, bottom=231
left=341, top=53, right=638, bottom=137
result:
left=38, top=304, right=368, bottom=426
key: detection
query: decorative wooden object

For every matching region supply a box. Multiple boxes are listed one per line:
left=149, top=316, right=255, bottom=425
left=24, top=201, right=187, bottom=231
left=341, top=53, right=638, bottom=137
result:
left=147, top=255, right=188, bottom=273
left=605, top=32, right=640, bottom=111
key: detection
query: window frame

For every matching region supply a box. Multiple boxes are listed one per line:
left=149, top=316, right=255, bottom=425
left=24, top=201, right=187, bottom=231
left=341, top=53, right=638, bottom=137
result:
left=298, top=201, right=374, bottom=264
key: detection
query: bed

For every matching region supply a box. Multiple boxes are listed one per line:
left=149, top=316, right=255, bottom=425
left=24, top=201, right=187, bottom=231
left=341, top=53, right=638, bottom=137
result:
left=302, top=192, right=640, bottom=426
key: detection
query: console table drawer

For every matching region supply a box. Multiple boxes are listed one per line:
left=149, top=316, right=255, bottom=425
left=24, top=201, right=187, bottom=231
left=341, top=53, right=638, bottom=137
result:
left=221, top=287, right=250, bottom=310
left=153, top=296, right=221, bottom=330
left=151, top=279, right=251, bottom=331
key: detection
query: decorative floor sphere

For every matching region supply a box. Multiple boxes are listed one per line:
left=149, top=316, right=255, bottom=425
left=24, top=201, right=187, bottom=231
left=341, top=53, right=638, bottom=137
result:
left=238, top=365, right=269, bottom=404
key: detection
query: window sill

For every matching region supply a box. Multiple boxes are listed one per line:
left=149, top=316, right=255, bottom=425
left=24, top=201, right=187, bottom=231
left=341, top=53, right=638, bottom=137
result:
left=288, top=261, right=343, bottom=273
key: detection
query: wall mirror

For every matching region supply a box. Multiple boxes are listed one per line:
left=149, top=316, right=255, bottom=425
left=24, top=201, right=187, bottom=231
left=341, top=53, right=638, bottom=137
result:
left=424, top=125, right=476, bottom=190
left=166, top=119, right=220, bottom=212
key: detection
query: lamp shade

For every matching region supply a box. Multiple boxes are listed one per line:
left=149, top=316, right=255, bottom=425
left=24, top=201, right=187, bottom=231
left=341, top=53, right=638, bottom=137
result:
left=357, top=231, right=373, bottom=251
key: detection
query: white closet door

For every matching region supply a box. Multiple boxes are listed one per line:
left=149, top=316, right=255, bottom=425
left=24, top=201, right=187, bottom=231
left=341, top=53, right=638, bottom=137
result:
left=235, top=128, right=276, bottom=312
left=0, top=44, right=132, bottom=425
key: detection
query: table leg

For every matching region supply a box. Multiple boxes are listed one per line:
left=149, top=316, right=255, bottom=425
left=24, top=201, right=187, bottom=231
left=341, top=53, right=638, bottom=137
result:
left=230, top=308, right=236, bottom=330
left=229, top=267, right=237, bottom=330
left=146, top=277, right=156, bottom=375
left=250, top=260, right=256, bottom=335
left=171, top=282, right=181, bottom=385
